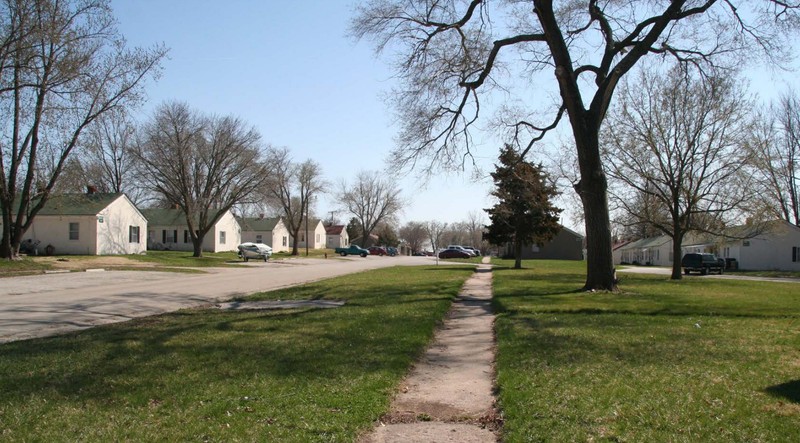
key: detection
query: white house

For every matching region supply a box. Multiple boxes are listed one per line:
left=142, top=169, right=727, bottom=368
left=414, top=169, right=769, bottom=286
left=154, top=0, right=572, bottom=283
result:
left=141, top=208, right=240, bottom=253
left=238, top=216, right=291, bottom=253
left=17, top=191, right=147, bottom=255
left=292, top=219, right=327, bottom=250
left=616, top=235, right=673, bottom=266
left=325, top=225, right=348, bottom=249
left=684, top=220, right=800, bottom=271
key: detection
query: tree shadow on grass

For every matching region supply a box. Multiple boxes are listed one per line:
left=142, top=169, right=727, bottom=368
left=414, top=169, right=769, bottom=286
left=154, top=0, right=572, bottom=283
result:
left=765, top=380, right=800, bottom=403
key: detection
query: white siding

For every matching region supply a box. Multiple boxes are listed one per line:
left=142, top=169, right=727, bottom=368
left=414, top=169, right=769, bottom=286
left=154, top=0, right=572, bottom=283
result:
left=96, top=195, right=147, bottom=255
left=26, top=214, right=98, bottom=255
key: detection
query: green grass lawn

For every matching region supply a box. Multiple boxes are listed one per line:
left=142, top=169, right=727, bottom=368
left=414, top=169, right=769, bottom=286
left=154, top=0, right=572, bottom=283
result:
left=0, top=265, right=475, bottom=442
left=492, top=259, right=800, bottom=442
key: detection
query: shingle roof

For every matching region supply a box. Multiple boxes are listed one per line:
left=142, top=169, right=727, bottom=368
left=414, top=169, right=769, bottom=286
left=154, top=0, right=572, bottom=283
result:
left=238, top=216, right=281, bottom=231
left=326, top=225, right=344, bottom=235
left=139, top=208, right=187, bottom=226
left=36, top=193, right=123, bottom=216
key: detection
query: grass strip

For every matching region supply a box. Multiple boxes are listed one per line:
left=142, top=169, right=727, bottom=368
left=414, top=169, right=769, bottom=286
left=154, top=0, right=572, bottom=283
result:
left=492, top=259, right=800, bottom=442
left=0, top=265, right=474, bottom=442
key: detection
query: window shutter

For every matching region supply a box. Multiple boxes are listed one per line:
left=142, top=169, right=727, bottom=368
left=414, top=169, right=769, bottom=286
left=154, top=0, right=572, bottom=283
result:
left=173, top=230, right=177, bottom=243
left=162, top=230, right=166, bottom=244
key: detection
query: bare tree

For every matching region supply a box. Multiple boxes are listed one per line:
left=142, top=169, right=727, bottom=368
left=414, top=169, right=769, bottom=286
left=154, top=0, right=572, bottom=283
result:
left=352, top=0, right=799, bottom=290
left=134, top=102, right=269, bottom=257
left=0, top=0, right=166, bottom=259
left=747, top=91, right=800, bottom=226
left=603, top=67, right=753, bottom=279
left=465, top=210, right=486, bottom=249
left=425, top=220, right=448, bottom=254
left=261, top=147, right=327, bottom=255
left=399, top=220, right=427, bottom=254
left=338, top=171, right=403, bottom=247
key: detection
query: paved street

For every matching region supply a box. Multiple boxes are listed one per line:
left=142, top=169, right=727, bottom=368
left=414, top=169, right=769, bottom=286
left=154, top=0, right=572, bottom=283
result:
left=0, top=255, right=436, bottom=343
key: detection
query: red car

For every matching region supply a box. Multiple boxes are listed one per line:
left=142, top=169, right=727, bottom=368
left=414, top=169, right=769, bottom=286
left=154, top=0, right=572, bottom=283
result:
left=438, top=249, right=471, bottom=259
left=368, top=246, right=387, bottom=256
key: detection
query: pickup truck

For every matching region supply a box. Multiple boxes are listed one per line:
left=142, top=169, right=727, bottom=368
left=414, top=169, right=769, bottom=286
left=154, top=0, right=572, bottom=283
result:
left=334, top=245, right=369, bottom=257
left=681, top=253, right=724, bottom=275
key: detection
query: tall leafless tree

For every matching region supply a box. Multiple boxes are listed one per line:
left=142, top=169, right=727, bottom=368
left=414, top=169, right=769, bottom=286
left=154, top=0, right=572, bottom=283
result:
left=338, top=171, right=403, bottom=247
left=399, top=220, right=427, bottom=254
left=261, top=147, right=327, bottom=255
left=425, top=220, right=448, bottom=255
left=134, top=102, right=270, bottom=257
left=352, top=0, right=800, bottom=290
left=747, top=91, right=800, bottom=226
left=603, top=67, right=754, bottom=279
left=0, top=0, right=166, bottom=259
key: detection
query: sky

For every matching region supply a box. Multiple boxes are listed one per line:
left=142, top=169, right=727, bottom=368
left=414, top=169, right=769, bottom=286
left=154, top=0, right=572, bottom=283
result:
left=109, top=1, right=800, bottom=233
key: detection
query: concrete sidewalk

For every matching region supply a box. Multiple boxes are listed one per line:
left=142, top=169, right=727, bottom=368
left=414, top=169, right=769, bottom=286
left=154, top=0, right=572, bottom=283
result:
left=360, top=258, right=499, bottom=442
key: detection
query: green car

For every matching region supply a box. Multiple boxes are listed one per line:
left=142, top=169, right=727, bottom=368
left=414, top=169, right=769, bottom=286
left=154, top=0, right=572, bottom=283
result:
left=334, top=245, right=369, bottom=257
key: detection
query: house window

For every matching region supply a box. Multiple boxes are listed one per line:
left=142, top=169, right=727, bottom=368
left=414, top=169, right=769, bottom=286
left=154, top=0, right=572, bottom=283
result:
left=163, top=230, right=177, bottom=243
left=282, top=236, right=287, bottom=246
left=793, top=247, right=800, bottom=263
left=316, top=233, right=321, bottom=243
left=743, top=240, right=750, bottom=247
left=256, top=234, right=262, bottom=243
left=129, top=226, right=140, bottom=243
left=219, top=231, right=226, bottom=244
left=69, top=222, right=79, bottom=240
left=184, top=230, right=189, bottom=243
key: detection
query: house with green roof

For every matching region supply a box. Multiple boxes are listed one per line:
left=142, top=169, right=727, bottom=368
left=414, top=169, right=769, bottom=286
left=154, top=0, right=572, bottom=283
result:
left=14, top=191, right=147, bottom=255
left=238, top=215, right=290, bottom=252
left=140, top=208, right=240, bottom=253
left=293, top=218, right=327, bottom=250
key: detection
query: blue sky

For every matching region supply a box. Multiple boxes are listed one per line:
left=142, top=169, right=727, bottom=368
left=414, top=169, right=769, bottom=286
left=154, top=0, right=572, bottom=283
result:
left=111, top=1, right=799, bottom=232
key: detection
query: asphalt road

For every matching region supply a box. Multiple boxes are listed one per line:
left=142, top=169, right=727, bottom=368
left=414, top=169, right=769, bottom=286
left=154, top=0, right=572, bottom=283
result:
left=0, top=255, right=440, bottom=343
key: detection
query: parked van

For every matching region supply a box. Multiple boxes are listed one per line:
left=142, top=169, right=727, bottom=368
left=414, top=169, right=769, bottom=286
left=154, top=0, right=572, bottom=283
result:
left=681, top=253, right=724, bottom=275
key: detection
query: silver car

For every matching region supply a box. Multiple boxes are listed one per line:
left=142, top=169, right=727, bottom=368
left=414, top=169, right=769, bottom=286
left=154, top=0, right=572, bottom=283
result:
left=237, top=242, right=273, bottom=262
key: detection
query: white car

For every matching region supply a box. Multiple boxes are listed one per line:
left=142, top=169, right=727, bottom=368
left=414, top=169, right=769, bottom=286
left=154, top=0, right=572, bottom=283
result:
left=447, top=245, right=476, bottom=256
left=237, top=242, right=273, bottom=262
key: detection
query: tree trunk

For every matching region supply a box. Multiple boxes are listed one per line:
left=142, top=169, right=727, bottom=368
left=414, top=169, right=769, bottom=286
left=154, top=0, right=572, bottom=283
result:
left=192, top=237, right=203, bottom=258
left=291, top=226, right=300, bottom=256
left=671, top=234, right=684, bottom=280
left=574, top=131, right=618, bottom=291
left=514, top=238, right=523, bottom=269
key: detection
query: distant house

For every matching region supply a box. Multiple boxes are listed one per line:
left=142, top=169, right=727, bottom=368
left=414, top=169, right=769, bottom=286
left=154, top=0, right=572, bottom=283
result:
left=292, top=219, right=327, bottom=250
left=238, top=216, right=291, bottom=253
left=350, top=233, right=380, bottom=248
left=615, top=235, right=673, bottom=266
left=500, top=225, right=585, bottom=260
left=325, top=225, right=349, bottom=249
left=141, top=208, right=240, bottom=253
left=684, top=220, right=800, bottom=271
left=14, top=191, right=147, bottom=255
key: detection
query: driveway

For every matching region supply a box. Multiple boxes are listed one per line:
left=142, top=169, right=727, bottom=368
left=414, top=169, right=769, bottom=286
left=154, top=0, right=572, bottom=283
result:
left=619, top=265, right=800, bottom=283
left=0, top=255, right=437, bottom=343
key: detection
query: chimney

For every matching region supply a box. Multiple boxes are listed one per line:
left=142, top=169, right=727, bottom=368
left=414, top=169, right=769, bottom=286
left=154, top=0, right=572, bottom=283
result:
left=86, top=185, right=97, bottom=195
left=259, top=213, right=265, bottom=220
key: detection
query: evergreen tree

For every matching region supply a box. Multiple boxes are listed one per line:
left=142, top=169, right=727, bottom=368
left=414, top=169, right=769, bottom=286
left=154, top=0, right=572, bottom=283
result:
left=484, top=145, right=562, bottom=269
left=346, top=217, right=362, bottom=245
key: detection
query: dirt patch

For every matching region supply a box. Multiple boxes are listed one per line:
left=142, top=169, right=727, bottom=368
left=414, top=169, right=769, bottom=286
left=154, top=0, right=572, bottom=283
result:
left=34, top=255, right=157, bottom=271
left=215, top=300, right=345, bottom=310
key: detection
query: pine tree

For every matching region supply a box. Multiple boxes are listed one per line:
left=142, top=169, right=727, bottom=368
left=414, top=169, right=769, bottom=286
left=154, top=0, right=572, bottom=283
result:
left=484, top=145, right=563, bottom=269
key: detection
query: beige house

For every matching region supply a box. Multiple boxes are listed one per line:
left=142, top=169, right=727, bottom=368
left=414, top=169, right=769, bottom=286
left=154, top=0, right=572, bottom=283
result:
left=238, top=216, right=291, bottom=253
left=141, top=208, right=240, bottom=253
left=16, top=192, right=147, bottom=255
left=292, top=218, right=327, bottom=250
left=325, top=225, right=349, bottom=249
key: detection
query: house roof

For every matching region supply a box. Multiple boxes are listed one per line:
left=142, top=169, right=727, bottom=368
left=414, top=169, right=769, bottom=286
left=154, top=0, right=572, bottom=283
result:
left=35, top=193, right=124, bottom=216
left=139, top=208, right=188, bottom=226
left=617, top=235, right=671, bottom=251
left=238, top=216, right=282, bottom=231
left=326, top=225, right=345, bottom=235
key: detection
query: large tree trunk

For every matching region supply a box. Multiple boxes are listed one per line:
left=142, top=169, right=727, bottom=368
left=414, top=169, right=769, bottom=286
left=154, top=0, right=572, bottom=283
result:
left=291, top=226, right=300, bottom=256
left=192, top=237, right=203, bottom=258
left=574, top=130, right=617, bottom=292
left=671, top=234, right=684, bottom=280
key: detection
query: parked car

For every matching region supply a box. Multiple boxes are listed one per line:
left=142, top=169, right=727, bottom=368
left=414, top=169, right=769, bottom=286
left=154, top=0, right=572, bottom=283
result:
left=237, top=242, right=272, bottom=262
left=439, top=248, right=472, bottom=259
left=386, top=246, right=398, bottom=256
left=447, top=245, right=476, bottom=256
left=681, top=253, right=724, bottom=275
left=463, top=246, right=481, bottom=256
left=334, top=244, right=369, bottom=257
left=368, top=246, right=387, bottom=256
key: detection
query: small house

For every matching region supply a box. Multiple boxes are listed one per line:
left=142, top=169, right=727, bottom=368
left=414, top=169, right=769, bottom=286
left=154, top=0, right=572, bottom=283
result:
left=17, top=191, right=147, bottom=255
left=238, top=215, right=291, bottom=253
left=501, top=225, right=585, bottom=260
left=325, top=225, right=349, bottom=249
left=141, top=208, right=240, bottom=253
